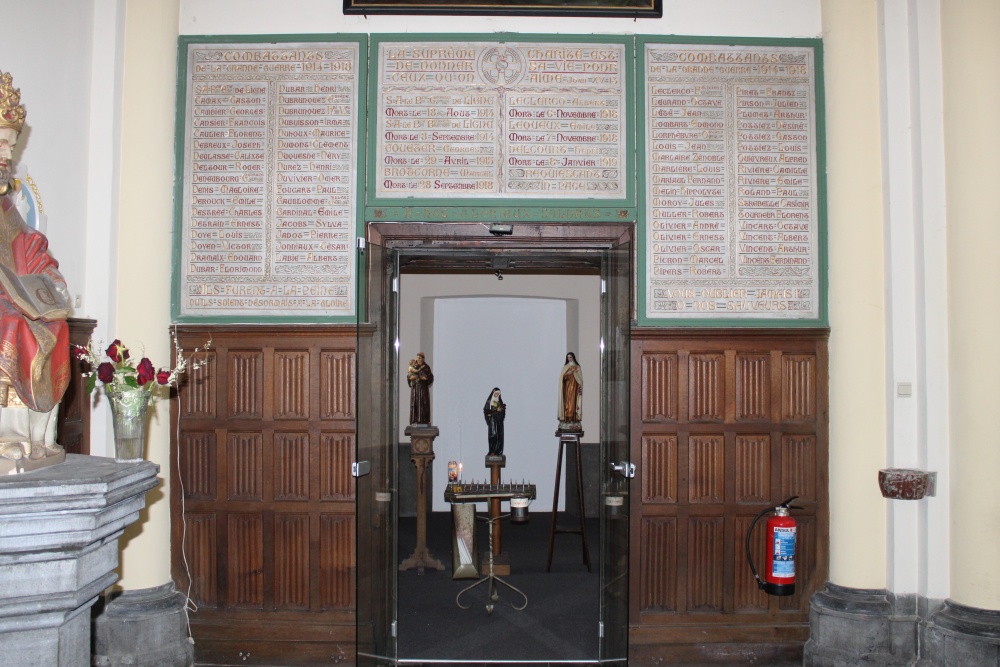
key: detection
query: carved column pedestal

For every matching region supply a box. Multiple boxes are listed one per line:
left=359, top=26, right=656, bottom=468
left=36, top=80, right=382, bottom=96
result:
left=0, top=455, right=159, bottom=667
left=400, top=425, right=444, bottom=574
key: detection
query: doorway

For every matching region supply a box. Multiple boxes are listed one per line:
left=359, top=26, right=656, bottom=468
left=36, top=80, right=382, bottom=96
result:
left=356, top=222, right=633, bottom=666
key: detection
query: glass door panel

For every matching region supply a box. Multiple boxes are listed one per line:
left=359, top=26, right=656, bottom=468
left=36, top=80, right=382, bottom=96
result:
left=356, top=239, right=398, bottom=666
left=600, top=235, right=631, bottom=663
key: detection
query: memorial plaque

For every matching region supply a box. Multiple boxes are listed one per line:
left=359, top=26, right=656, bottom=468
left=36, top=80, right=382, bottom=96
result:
left=642, top=41, right=823, bottom=321
left=372, top=39, right=629, bottom=202
left=176, top=40, right=364, bottom=320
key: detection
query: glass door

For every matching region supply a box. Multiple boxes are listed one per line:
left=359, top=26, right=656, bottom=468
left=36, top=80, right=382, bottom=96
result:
left=600, top=233, right=632, bottom=663
left=356, top=238, right=399, bottom=666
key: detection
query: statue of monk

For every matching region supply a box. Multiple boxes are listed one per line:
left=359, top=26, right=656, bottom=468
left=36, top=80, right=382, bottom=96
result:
left=0, top=70, right=71, bottom=473
left=406, top=352, right=433, bottom=425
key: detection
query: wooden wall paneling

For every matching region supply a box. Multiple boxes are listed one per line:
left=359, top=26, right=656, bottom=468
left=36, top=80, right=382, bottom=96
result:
left=639, top=517, right=677, bottom=612
left=185, top=512, right=218, bottom=607
left=180, top=431, right=217, bottom=500
left=630, top=329, right=828, bottom=664
left=274, top=350, right=310, bottom=420
left=58, top=318, right=97, bottom=455
left=274, top=512, right=310, bottom=609
left=736, top=352, right=771, bottom=421
left=228, top=350, right=264, bottom=419
left=171, top=326, right=359, bottom=665
left=688, top=352, right=725, bottom=421
left=688, top=434, right=725, bottom=503
left=274, top=432, right=310, bottom=501
left=227, top=512, right=264, bottom=608
left=181, top=349, right=217, bottom=419
left=320, top=350, right=355, bottom=420
left=641, top=434, right=677, bottom=503
left=736, top=434, right=770, bottom=504
left=641, top=352, right=678, bottom=421
left=320, top=513, right=356, bottom=609
left=781, top=353, right=817, bottom=422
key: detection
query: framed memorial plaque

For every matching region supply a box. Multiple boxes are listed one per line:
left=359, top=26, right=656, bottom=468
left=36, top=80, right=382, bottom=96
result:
left=173, top=36, right=367, bottom=322
left=344, top=0, right=661, bottom=19
left=638, top=38, right=827, bottom=325
left=367, top=35, right=635, bottom=218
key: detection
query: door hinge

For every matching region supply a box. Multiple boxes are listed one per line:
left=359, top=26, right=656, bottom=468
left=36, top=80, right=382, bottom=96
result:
left=601, top=278, right=607, bottom=294
left=352, top=460, right=371, bottom=477
left=599, top=621, right=604, bottom=638
left=391, top=621, right=397, bottom=638
left=392, top=276, right=399, bottom=293
left=357, top=237, right=366, bottom=251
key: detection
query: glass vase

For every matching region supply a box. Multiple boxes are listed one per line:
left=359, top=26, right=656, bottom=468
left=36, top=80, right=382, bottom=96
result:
left=107, top=387, right=151, bottom=462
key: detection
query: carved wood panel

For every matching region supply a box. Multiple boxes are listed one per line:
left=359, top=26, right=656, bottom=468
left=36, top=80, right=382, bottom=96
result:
left=58, top=318, right=96, bottom=455
left=632, top=329, right=828, bottom=662
left=171, top=326, right=358, bottom=664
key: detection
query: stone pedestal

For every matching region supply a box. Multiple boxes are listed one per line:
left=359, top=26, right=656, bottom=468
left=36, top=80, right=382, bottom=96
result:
left=0, top=454, right=159, bottom=667
left=92, top=582, right=194, bottom=667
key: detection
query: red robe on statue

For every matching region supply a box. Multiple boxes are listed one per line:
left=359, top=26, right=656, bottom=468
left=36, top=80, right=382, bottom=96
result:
left=0, top=192, right=70, bottom=413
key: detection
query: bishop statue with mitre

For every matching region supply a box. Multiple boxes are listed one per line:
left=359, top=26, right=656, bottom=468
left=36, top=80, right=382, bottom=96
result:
left=0, top=70, right=72, bottom=472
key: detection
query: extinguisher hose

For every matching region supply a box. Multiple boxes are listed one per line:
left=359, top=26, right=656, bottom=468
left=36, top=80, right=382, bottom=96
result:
left=745, top=504, right=772, bottom=590
left=745, top=496, right=799, bottom=590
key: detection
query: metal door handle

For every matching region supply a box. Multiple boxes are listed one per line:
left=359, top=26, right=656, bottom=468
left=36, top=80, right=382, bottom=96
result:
left=610, top=462, right=635, bottom=478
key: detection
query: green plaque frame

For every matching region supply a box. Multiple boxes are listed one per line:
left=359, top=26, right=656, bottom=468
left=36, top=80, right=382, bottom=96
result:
left=172, top=34, right=369, bottom=324
left=635, top=35, right=828, bottom=328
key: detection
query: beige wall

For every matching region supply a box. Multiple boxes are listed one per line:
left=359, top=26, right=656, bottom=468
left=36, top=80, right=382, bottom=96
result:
left=116, top=0, right=181, bottom=589
left=943, top=0, right=1000, bottom=610
left=820, top=0, right=888, bottom=589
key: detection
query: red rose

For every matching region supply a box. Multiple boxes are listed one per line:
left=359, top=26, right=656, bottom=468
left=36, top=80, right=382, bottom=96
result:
left=72, top=345, right=88, bottom=359
left=156, top=369, right=171, bottom=385
left=97, top=362, right=115, bottom=384
left=136, top=358, right=156, bottom=386
left=106, top=339, right=129, bottom=363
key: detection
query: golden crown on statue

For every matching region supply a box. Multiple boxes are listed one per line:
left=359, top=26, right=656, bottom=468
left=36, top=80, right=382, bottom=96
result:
left=0, top=71, right=26, bottom=133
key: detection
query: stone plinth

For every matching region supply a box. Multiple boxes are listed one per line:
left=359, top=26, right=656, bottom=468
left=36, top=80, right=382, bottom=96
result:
left=0, top=454, right=159, bottom=666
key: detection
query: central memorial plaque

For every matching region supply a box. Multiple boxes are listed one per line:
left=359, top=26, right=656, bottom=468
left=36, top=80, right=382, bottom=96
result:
left=371, top=37, right=631, bottom=204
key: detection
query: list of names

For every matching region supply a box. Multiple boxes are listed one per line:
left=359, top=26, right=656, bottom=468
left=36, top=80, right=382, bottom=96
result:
left=180, top=43, right=361, bottom=319
left=644, top=44, right=819, bottom=320
left=375, top=41, right=627, bottom=199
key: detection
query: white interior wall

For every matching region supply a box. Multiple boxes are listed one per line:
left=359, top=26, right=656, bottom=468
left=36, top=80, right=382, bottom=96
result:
left=179, top=0, right=820, bottom=37
left=430, top=296, right=566, bottom=512
left=401, top=273, right=601, bottom=512
left=3, top=1, right=97, bottom=314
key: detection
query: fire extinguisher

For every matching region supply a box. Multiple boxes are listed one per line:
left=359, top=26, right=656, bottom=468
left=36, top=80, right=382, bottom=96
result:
left=745, top=496, right=801, bottom=596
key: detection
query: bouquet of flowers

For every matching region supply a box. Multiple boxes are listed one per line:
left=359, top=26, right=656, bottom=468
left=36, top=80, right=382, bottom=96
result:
left=74, top=333, right=211, bottom=401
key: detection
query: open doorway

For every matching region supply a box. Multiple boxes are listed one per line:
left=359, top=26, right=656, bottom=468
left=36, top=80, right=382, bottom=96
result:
left=356, top=222, right=632, bottom=666
left=396, top=271, right=602, bottom=662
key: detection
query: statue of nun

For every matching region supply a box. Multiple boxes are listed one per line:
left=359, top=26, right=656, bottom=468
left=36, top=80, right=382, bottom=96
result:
left=483, top=387, right=506, bottom=457
left=558, top=352, right=583, bottom=431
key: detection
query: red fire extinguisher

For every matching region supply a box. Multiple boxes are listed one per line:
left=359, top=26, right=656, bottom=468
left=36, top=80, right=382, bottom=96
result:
left=745, top=496, right=800, bottom=596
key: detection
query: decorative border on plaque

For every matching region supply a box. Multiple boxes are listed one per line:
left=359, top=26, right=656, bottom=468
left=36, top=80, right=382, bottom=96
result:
left=367, top=34, right=635, bottom=213
left=172, top=35, right=368, bottom=323
left=637, top=37, right=828, bottom=326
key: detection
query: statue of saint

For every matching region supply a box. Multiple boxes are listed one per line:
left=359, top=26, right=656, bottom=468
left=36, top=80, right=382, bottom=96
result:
left=558, top=352, right=583, bottom=430
left=406, top=352, right=433, bottom=425
left=483, top=387, right=505, bottom=457
left=0, top=70, right=72, bottom=472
